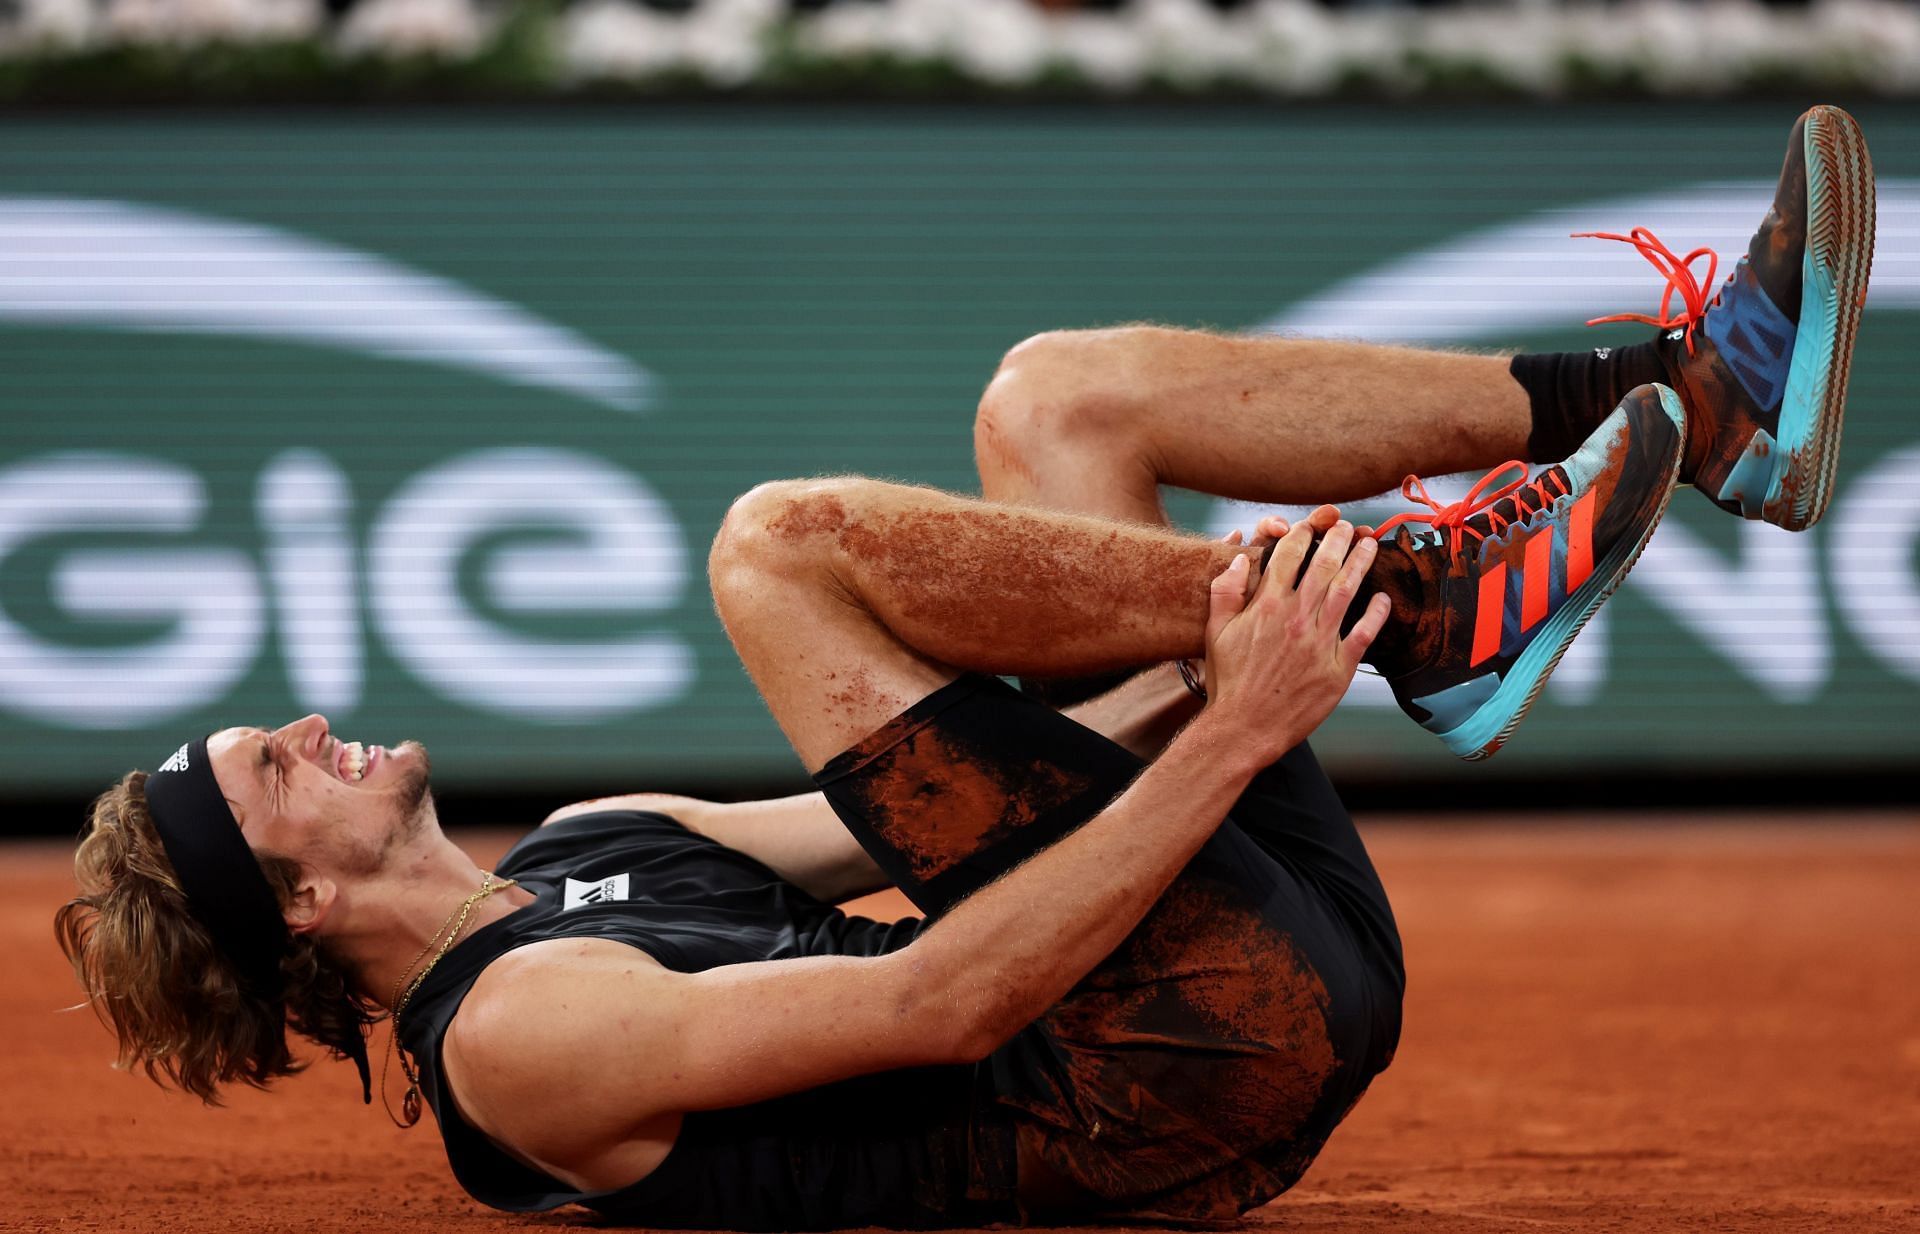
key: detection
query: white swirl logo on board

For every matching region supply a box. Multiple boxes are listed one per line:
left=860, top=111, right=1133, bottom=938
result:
left=0, top=198, right=690, bottom=728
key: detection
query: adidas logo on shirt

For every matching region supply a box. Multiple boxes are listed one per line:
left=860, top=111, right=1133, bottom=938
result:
left=158, top=744, right=191, bottom=774
left=563, top=873, right=631, bottom=911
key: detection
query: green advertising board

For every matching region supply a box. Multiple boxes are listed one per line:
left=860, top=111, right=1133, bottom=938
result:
left=1, top=105, right=1915, bottom=797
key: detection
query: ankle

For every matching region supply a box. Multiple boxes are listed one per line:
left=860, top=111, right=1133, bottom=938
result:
left=1353, top=534, right=1433, bottom=678
left=1510, top=340, right=1671, bottom=464
left=1648, top=331, right=1714, bottom=482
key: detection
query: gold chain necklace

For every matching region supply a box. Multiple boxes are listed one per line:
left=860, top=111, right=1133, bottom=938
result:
left=380, top=871, right=517, bottom=1127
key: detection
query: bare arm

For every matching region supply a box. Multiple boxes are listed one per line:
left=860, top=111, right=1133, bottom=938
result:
left=1060, top=664, right=1200, bottom=760
left=451, top=524, right=1385, bottom=1185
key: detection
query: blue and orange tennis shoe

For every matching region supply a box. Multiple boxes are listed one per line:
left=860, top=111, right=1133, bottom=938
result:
left=1577, top=104, right=1874, bottom=531
left=1365, top=385, right=1686, bottom=760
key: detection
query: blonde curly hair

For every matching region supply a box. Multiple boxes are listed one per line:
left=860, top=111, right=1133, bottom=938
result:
left=54, top=771, right=378, bottom=1104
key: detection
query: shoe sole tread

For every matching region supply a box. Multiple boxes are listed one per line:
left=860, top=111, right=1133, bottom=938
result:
left=1769, top=104, right=1875, bottom=532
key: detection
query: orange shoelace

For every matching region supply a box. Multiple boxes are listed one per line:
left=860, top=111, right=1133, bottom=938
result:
left=1374, top=463, right=1570, bottom=564
left=1574, top=226, right=1719, bottom=356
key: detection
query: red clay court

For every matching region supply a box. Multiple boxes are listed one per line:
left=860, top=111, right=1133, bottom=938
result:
left=3, top=817, right=1920, bottom=1228
left=6, top=816, right=1916, bottom=1234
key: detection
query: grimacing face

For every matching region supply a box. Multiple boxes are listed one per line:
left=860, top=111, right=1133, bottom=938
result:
left=206, top=716, right=434, bottom=882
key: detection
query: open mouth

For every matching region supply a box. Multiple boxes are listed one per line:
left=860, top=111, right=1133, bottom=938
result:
left=336, top=741, right=383, bottom=783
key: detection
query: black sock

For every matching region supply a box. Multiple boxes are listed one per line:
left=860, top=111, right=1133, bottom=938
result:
left=1510, top=339, right=1670, bottom=462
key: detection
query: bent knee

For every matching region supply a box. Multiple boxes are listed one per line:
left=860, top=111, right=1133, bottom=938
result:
left=714, top=477, right=839, bottom=547
left=975, top=326, right=1170, bottom=462
left=708, top=475, right=904, bottom=611
left=710, top=479, right=847, bottom=610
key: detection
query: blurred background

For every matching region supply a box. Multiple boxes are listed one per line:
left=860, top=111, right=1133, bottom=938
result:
left=1, top=0, right=1915, bottom=833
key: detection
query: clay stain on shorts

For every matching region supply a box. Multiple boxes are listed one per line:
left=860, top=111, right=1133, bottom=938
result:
left=847, top=725, right=1092, bottom=883
left=1007, top=878, right=1339, bottom=1220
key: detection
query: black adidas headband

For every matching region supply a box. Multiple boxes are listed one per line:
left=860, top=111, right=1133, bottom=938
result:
left=143, top=736, right=371, bottom=1103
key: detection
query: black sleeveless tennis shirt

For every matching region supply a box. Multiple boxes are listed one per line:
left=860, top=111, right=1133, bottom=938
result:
left=396, top=810, right=1022, bottom=1230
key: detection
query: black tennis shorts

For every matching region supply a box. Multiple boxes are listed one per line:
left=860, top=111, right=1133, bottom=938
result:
left=813, top=674, right=1404, bottom=1225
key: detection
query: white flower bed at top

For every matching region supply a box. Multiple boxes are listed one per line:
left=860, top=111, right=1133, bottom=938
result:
left=4, top=0, right=1919, bottom=97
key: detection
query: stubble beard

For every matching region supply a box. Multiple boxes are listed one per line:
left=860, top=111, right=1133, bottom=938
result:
left=380, top=741, right=435, bottom=860
left=391, top=742, right=432, bottom=836
left=333, top=742, right=435, bottom=878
